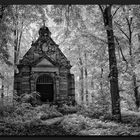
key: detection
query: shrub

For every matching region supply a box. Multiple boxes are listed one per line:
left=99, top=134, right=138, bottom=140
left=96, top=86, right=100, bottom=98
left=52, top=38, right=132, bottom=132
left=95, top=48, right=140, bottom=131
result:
left=2, top=103, right=38, bottom=123
left=40, top=114, right=49, bottom=120
left=35, top=104, right=63, bottom=119
left=58, top=104, right=78, bottom=114
left=60, top=114, right=89, bottom=135
left=100, top=113, right=113, bottom=121
left=77, top=104, right=111, bottom=119
left=0, top=105, right=15, bottom=118
left=121, top=111, right=140, bottom=126
left=19, top=91, right=41, bottom=106
left=14, top=103, right=33, bottom=116
left=29, top=118, right=42, bottom=126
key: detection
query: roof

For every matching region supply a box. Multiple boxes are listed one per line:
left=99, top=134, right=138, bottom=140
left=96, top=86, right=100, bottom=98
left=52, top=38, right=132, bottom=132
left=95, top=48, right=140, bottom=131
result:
left=18, top=26, right=72, bottom=69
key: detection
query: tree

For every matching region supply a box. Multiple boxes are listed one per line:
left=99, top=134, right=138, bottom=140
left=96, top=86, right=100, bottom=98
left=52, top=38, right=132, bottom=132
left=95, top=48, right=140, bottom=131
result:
left=99, top=5, right=121, bottom=122
left=0, top=5, right=12, bottom=66
left=84, top=50, right=88, bottom=105
left=114, top=5, right=140, bottom=111
left=77, top=44, right=84, bottom=104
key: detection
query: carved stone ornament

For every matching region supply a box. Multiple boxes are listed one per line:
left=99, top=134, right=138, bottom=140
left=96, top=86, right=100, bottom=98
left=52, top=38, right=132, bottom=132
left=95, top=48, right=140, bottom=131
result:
left=42, top=43, right=48, bottom=52
left=39, top=26, right=51, bottom=37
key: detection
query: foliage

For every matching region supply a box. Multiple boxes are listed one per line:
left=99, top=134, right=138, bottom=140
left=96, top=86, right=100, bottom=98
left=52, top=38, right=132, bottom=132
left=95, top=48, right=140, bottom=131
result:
left=1, top=103, right=140, bottom=135
left=0, top=103, right=65, bottom=135
left=0, top=119, right=68, bottom=136
left=77, top=101, right=111, bottom=120
left=0, top=5, right=13, bottom=66
left=60, top=113, right=140, bottom=136
left=0, top=105, right=15, bottom=118
left=20, top=91, right=41, bottom=106
left=60, top=114, right=89, bottom=135
left=58, top=104, right=78, bottom=114
left=35, top=104, right=63, bottom=120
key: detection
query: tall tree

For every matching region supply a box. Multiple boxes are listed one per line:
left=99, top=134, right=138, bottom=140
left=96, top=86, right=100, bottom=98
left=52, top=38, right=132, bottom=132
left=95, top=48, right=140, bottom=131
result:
left=84, top=50, right=88, bottom=105
left=99, top=5, right=121, bottom=122
left=115, top=5, right=140, bottom=110
left=0, top=5, right=12, bottom=66
left=77, top=44, right=84, bottom=104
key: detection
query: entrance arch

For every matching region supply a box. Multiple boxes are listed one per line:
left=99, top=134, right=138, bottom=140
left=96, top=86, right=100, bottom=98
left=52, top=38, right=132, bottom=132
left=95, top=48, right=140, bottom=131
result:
left=36, top=74, right=54, bottom=102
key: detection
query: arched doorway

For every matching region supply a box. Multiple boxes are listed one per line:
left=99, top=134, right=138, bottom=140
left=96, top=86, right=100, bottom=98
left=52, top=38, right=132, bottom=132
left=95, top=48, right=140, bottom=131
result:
left=36, top=74, right=54, bottom=102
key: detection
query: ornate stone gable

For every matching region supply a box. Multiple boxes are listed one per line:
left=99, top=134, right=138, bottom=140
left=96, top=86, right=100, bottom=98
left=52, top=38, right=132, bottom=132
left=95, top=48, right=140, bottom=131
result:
left=31, top=54, right=59, bottom=67
left=19, top=26, right=71, bottom=69
left=36, top=58, right=54, bottom=67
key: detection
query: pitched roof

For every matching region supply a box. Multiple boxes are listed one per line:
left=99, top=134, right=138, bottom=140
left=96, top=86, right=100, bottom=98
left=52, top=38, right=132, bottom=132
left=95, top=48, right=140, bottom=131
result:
left=18, top=26, right=71, bottom=69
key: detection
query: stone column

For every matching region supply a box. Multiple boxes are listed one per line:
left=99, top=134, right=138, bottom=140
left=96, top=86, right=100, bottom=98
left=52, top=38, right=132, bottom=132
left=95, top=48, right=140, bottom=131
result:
left=30, top=72, right=38, bottom=92
left=54, top=73, right=60, bottom=102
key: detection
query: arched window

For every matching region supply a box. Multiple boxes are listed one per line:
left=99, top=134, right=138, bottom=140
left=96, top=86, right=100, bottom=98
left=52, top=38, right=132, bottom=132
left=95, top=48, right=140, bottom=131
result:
left=36, top=74, right=53, bottom=84
left=36, top=74, right=54, bottom=102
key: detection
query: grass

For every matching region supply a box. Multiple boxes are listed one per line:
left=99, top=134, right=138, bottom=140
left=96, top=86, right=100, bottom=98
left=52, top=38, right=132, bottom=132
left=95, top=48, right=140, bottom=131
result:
left=121, top=110, right=140, bottom=126
left=0, top=103, right=68, bottom=136
left=60, top=113, right=140, bottom=136
left=0, top=121, right=69, bottom=136
left=1, top=102, right=140, bottom=136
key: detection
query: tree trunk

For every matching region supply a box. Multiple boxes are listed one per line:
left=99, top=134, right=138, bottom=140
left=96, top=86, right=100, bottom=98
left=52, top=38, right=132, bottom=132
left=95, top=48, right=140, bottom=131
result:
left=78, top=45, right=84, bottom=104
left=133, top=74, right=139, bottom=110
left=0, top=5, right=7, bottom=22
left=130, top=51, right=139, bottom=110
left=13, top=6, right=23, bottom=97
left=115, top=10, right=139, bottom=111
left=91, top=70, right=94, bottom=89
left=102, top=5, right=121, bottom=122
left=13, top=5, right=19, bottom=106
left=17, top=21, right=23, bottom=63
left=1, top=80, right=4, bottom=108
left=100, top=66, right=103, bottom=94
left=125, top=15, right=140, bottom=111
left=84, top=51, right=88, bottom=105
left=79, top=66, right=84, bottom=104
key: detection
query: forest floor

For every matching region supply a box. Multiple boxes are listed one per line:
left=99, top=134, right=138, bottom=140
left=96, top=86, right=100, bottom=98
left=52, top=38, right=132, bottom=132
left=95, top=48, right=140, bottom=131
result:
left=0, top=103, right=140, bottom=136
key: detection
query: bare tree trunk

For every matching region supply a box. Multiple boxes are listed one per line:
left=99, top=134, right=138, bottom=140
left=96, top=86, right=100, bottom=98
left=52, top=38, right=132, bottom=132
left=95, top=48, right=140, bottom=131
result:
left=115, top=9, right=140, bottom=110
left=79, top=67, right=84, bottom=104
left=1, top=80, right=4, bottom=109
left=84, top=51, right=88, bottom=105
left=100, top=66, right=103, bottom=95
left=126, top=15, right=139, bottom=111
left=0, top=5, right=7, bottom=22
left=90, top=70, right=95, bottom=103
left=13, top=6, right=23, bottom=97
left=13, top=5, right=19, bottom=106
left=91, top=70, right=94, bottom=89
left=133, top=75, right=139, bottom=110
left=17, top=21, right=23, bottom=63
left=130, top=46, right=139, bottom=111
left=100, top=5, right=121, bottom=122
left=78, top=45, right=84, bottom=104
left=130, top=51, right=139, bottom=111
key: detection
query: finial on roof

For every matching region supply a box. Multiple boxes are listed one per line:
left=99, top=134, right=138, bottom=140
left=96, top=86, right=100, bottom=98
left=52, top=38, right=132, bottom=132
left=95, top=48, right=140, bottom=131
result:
left=43, top=19, right=46, bottom=27
left=38, top=24, right=51, bottom=37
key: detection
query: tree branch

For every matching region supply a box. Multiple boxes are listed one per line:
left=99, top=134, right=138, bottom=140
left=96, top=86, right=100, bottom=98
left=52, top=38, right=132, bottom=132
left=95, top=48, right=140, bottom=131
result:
left=81, top=32, right=108, bottom=44
left=112, top=6, right=121, bottom=18
left=98, top=5, right=104, bottom=15
left=114, top=21, right=130, bottom=41
left=125, top=16, right=133, bottom=42
left=115, top=36, right=128, bottom=72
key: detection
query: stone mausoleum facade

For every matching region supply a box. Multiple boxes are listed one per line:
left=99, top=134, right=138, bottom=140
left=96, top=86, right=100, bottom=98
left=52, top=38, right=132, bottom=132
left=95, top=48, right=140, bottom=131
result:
left=14, top=25, right=75, bottom=103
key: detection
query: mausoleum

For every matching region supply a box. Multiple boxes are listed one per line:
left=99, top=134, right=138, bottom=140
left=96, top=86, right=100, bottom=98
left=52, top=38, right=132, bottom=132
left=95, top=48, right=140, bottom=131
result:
left=14, top=25, right=75, bottom=103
